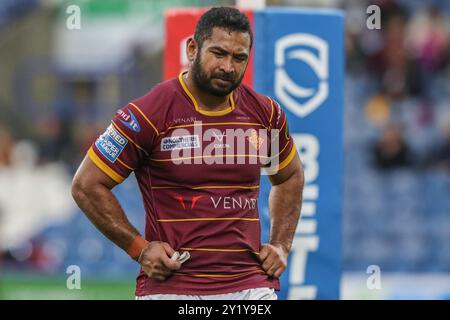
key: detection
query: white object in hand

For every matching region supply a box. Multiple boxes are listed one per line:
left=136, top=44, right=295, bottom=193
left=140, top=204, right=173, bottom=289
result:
left=178, top=251, right=190, bottom=264
left=170, top=251, right=180, bottom=261
left=170, top=251, right=190, bottom=264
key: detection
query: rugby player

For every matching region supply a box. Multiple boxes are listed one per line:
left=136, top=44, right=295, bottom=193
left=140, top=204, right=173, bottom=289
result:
left=72, top=6, right=304, bottom=300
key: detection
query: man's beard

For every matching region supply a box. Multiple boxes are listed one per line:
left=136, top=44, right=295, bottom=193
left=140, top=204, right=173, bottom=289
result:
left=191, top=55, right=244, bottom=97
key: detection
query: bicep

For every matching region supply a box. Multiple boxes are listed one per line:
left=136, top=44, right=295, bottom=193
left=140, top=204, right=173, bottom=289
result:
left=268, top=151, right=303, bottom=186
left=73, top=155, right=119, bottom=190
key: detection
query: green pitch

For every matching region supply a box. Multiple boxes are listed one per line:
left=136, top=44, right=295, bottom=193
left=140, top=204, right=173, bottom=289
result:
left=0, top=275, right=135, bottom=300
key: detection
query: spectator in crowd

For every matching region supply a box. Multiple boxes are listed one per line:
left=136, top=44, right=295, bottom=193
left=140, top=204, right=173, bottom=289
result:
left=372, top=123, right=413, bottom=169
left=407, top=6, right=450, bottom=74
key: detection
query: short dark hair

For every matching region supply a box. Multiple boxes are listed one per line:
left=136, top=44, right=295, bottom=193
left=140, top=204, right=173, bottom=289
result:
left=194, top=7, right=253, bottom=50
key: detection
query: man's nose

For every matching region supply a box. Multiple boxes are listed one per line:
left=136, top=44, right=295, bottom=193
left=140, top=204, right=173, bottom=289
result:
left=219, top=56, right=234, bottom=74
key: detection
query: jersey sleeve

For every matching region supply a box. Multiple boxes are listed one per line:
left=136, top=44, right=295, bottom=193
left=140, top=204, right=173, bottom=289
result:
left=87, top=100, right=159, bottom=183
left=267, top=97, right=296, bottom=172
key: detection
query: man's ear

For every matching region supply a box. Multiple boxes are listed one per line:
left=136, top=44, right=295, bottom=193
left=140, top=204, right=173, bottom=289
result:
left=186, top=36, right=197, bottom=63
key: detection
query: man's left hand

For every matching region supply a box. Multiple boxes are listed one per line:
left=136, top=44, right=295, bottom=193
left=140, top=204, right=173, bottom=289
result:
left=258, top=243, right=288, bottom=279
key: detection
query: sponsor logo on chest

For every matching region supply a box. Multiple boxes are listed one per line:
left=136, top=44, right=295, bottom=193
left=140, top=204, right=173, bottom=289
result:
left=210, top=196, right=257, bottom=210
left=161, top=135, right=200, bottom=151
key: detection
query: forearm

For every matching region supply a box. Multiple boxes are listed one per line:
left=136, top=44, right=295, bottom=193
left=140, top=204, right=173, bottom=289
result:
left=72, top=182, right=141, bottom=253
left=268, top=170, right=304, bottom=253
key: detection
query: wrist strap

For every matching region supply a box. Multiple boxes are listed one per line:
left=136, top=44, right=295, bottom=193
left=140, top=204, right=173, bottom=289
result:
left=127, top=236, right=149, bottom=261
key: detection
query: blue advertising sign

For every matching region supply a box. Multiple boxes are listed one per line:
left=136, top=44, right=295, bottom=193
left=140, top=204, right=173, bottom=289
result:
left=254, top=8, right=345, bottom=299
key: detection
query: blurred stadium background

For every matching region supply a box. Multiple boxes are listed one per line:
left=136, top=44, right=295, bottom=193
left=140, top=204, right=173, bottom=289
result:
left=0, top=0, right=450, bottom=300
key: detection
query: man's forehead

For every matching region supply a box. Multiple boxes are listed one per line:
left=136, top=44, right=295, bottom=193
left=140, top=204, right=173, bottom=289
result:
left=203, top=27, right=251, bottom=52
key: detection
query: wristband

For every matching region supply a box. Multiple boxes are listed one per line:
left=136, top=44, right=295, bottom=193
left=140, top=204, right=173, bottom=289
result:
left=127, top=236, right=149, bottom=261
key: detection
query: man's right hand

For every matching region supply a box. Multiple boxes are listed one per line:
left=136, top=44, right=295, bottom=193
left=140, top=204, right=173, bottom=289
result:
left=138, top=241, right=181, bottom=281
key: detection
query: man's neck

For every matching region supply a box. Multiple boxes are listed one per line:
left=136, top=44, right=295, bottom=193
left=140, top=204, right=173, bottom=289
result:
left=184, top=71, right=231, bottom=111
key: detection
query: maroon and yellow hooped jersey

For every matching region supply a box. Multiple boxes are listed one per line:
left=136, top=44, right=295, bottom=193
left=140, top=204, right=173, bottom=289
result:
left=88, top=72, right=295, bottom=295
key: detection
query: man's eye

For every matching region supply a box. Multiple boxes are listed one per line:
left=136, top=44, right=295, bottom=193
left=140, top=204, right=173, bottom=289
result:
left=234, top=56, right=246, bottom=62
left=213, top=52, right=224, bottom=58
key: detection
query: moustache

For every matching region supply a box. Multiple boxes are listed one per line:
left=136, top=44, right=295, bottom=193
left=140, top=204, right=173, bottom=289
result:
left=213, top=73, right=235, bottom=82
